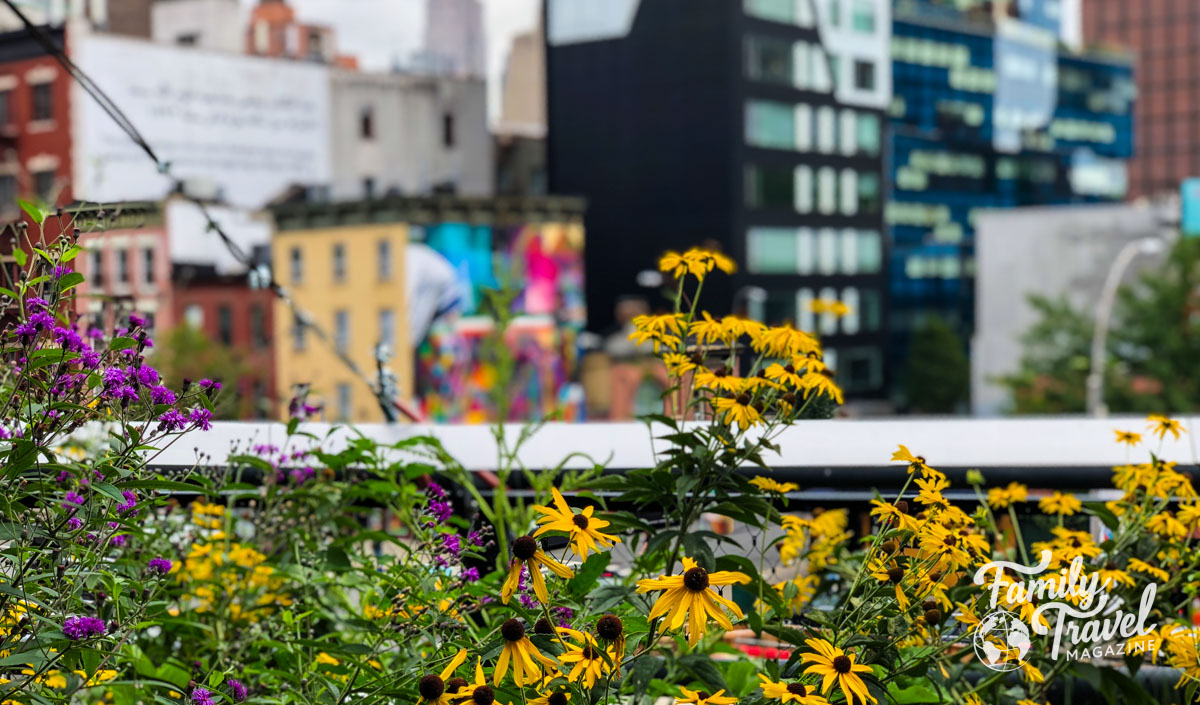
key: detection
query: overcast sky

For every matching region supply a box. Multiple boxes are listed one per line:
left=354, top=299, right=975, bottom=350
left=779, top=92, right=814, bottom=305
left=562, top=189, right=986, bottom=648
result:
left=249, top=0, right=541, bottom=123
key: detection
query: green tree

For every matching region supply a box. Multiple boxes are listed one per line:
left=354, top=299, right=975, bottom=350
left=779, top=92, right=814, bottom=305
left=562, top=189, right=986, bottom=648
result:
left=151, top=324, right=251, bottom=419
left=904, top=315, right=969, bottom=413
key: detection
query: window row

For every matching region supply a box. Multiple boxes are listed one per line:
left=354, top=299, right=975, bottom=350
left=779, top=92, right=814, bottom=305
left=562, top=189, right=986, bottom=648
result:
left=744, top=0, right=877, bottom=34
left=746, top=164, right=881, bottom=216
left=86, top=246, right=156, bottom=287
left=182, top=303, right=270, bottom=349
left=745, top=100, right=881, bottom=156
left=289, top=239, right=394, bottom=284
left=758, top=286, right=882, bottom=337
left=745, top=36, right=833, bottom=93
left=291, top=308, right=396, bottom=353
left=748, top=226, right=882, bottom=276
left=0, top=81, right=54, bottom=126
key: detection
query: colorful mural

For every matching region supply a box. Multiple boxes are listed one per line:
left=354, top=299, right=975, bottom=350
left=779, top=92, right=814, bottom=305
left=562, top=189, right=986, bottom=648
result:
left=415, top=221, right=586, bottom=423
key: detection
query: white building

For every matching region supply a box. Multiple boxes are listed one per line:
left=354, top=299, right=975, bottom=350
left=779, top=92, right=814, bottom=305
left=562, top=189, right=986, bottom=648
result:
left=421, top=0, right=485, bottom=78
left=150, top=0, right=243, bottom=53
left=814, top=0, right=892, bottom=110
left=971, top=201, right=1178, bottom=416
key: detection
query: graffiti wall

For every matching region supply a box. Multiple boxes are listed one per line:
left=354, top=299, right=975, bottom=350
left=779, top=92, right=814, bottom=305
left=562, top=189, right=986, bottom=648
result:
left=415, top=221, right=586, bottom=423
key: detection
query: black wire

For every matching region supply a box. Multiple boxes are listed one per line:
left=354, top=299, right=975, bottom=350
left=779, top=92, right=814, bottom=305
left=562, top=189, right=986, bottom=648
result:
left=0, top=1, right=391, bottom=410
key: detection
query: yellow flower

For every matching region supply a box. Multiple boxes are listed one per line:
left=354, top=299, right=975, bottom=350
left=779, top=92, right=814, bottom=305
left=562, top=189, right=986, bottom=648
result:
left=752, top=325, right=820, bottom=358
left=764, top=362, right=805, bottom=388
left=757, top=674, right=829, bottom=704
left=890, top=445, right=931, bottom=475
left=810, top=299, right=850, bottom=317
left=691, top=312, right=730, bottom=346
left=1147, top=414, right=1185, bottom=441
left=1147, top=512, right=1188, bottom=541
left=635, top=556, right=750, bottom=646
left=713, top=393, right=762, bottom=431
left=73, top=670, right=118, bottom=687
left=495, top=618, right=558, bottom=686
left=750, top=476, right=798, bottom=494
left=676, top=686, right=737, bottom=705
left=802, top=370, right=843, bottom=405
left=801, top=638, right=877, bottom=705
left=416, top=649, right=468, bottom=705
left=629, top=313, right=685, bottom=351
left=315, top=652, right=340, bottom=667
left=557, top=632, right=612, bottom=689
left=868, top=499, right=917, bottom=532
left=1167, top=628, right=1200, bottom=688
left=1038, top=491, right=1082, bottom=516
left=1178, top=503, right=1200, bottom=529
left=1020, top=661, right=1044, bottom=683
left=42, top=671, right=67, bottom=688
left=987, top=482, right=1028, bottom=509
left=532, top=487, right=621, bottom=560
left=1113, top=429, right=1141, bottom=446
left=500, top=535, right=575, bottom=605
left=1127, top=558, right=1170, bottom=583
left=658, top=248, right=735, bottom=280
left=693, top=368, right=745, bottom=394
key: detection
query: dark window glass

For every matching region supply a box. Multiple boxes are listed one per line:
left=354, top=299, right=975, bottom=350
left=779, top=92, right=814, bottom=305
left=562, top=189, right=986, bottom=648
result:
left=250, top=304, right=267, bottom=348
left=746, top=165, right=794, bottom=208
left=853, top=59, right=876, bottom=90
left=0, top=90, right=11, bottom=124
left=31, top=83, right=51, bottom=121
left=33, top=170, right=54, bottom=201
left=442, top=112, right=455, bottom=147
left=360, top=106, right=374, bottom=139
left=217, top=305, right=233, bottom=346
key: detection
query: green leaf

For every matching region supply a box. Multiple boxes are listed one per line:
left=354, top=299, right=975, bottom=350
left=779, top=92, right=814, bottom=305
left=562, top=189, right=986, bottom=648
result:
left=12, top=248, right=26, bottom=267
left=679, top=653, right=727, bottom=691
left=62, top=245, right=81, bottom=261
left=569, top=551, right=611, bottom=597
left=324, top=546, right=352, bottom=572
left=722, top=659, right=758, bottom=697
left=58, top=272, right=85, bottom=292
left=18, top=198, right=45, bottom=224
left=109, top=336, right=136, bottom=351
left=1083, top=502, right=1120, bottom=532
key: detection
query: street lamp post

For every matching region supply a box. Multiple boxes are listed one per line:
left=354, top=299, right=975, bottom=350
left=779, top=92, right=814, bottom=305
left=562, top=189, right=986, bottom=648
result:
left=1085, top=237, right=1166, bottom=417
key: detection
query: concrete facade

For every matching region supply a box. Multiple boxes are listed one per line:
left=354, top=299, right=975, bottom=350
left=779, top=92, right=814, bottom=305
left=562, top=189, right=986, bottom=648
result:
left=971, top=201, right=1177, bottom=416
left=421, top=0, right=485, bottom=78
left=151, top=0, right=244, bottom=53
left=329, top=69, right=492, bottom=200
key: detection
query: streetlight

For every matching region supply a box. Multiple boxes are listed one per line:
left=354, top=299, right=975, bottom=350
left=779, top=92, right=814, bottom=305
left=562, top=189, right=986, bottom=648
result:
left=1085, top=236, right=1166, bottom=417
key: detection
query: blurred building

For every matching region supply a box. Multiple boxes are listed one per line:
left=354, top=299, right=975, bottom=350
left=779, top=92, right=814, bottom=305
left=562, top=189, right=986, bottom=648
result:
left=269, top=196, right=586, bottom=423
left=151, top=0, right=243, bottom=52
left=546, top=0, right=890, bottom=398
left=330, top=69, right=492, bottom=200
left=244, top=0, right=349, bottom=66
left=417, top=0, right=485, bottom=78
left=887, top=0, right=1134, bottom=404
left=495, top=20, right=545, bottom=196
left=1082, top=1, right=1195, bottom=200
left=972, top=201, right=1176, bottom=415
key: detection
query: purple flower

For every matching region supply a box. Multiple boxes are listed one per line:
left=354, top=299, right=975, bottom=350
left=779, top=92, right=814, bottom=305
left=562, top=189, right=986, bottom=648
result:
left=129, top=313, right=146, bottom=328
left=188, top=408, right=213, bottom=431
left=149, top=385, right=176, bottom=405
left=111, top=534, right=128, bottom=547
left=468, top=530, right=484, bottom=547
left=518, top=593, right=538, bottom=610
left=53, top=326, right=87, bottom=353
left=288, top=466, right=315, bottom=485
left=157, top=409, right=188, bottom=432
left=442, top=533, right=462, bottom=558
left=24, top=296, right=48, bottom=311
left=199, top=379, right=221, bottom=392
left=63, top=491, right=85, bottom=510
left=226, top=679, right=247, bottom=702
left=78, top=349, right=101, bottom=370
left=52, top=264, right=70, bottom=279
left=426, top=481, right=445, bottom=499
left=102, top=368, right=127, bottom=387
left=117, top=490, right=138, bottom=515
left=135, top=366, right=159, bottom=385
left=87, top=327, right=104, bottom=341
left=67, top=517, right=83, bottom=531
left=62, top=616, right=106, bottom=640
left=148, top=557, right=172, bottom=575
left=462, top=566, right=480, bottom=583
left=191, top=688, right=215, bottom=705
left=427, top=499, right=452, bottom=524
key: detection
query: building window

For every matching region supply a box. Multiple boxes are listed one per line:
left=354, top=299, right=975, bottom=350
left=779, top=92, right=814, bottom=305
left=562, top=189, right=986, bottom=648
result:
left=818, top=286, right=838, bottom=335
left=745, top=164, right=793, bottom=208
left=290, top=246, right=302, bottom=284
left=442, top=113, right=455, bottom=147
left=839, top=109, right=856, bottom=155
left=797, top=288, right=815, bottom=332
left=184, top=304, right=203, bottom=329
left=362, top=177, right=375, bottom=198
left=30, top=83, right=51, bottom=121
left=747, top=227, right=798, bottom=273
left=795, top=165, right=813, bottom=213
left=841, top=347, right=881, bottom=390
left=858, top=172, right=881, bottom=212
left=795, top=104, right=812, bottom=150
left=817, top=229, right=837, bottom=275
left=828, top=0, right=841, bottom=26
left=292, top=313, right=306, bottom=351
left=853, top=59, right=876, bottom=91
left=116, top=249, right=129, bottom=284
left=176, top=33, right=199, bottom=46
left=360, top=106, right=374, bottom=139
left=335, top=310, right=349, bottom=354
left=745, top=100, right=794, bottom=150
left=217, top=305, right=233, bottom=346
left=797, top=228, right=814, bottom=274
left=142, top=247, right=154, bottom=285
left=32, top=170, right=54, bottom=201
left=851, top=0, right=875, bottom=32
left=0, top=89, right=11, bottom=125
left=839, top=169, right=858, bottom=215
left=817, top=167, right=837, bottom=214
left=378, top=239, right=392, bottom=280
left=89, top=248, right=103, bottom=287
left=332, top=243, right=346, bottom=282
left=336, top=382, right=351, bottom=421
left=743, top=0, right=794, bottom=23
left=857, top=230, right=882, bottom=273
left=839, top=228, right=858, bottom=275
left=0, top=174, right=14, bottom=212
left=379, top=308, right=395, bottom=349
left=816, top=106, right=835, bottom=153
left=857, top=112, right=880, bottom=154
left=250, top=304, right=267, bottom=348
left=840, top=287, right=861, bottom=334
left=745, top=35, right=792, bottom=85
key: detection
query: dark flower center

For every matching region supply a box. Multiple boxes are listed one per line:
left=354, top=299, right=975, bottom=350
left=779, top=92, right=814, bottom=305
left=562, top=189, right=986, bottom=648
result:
left=784, top=364, right=795, bottom=374
left=924, top=609, right=943, bottom=625
left=786, top=683, right=807, bottom=696
left=596, top=614, right=623, bottom=641
left=943, top=536, right=955, bottom=547
left=472, top=686, right=495, bottom=705
left=782, top=392, right=796, bottom=405
left=736, top=394, right=751, bottom=406
left=534, top=618, right=555, bottom=635
left=832, top=655, right=852, bottom=674
left=714, top=368, right=727, bottom=378
left=581, top=645, right=600, bottom=660
left=696, top=693, right=711, bottom=701
left=572, top=514, right=590, bottom=530
left=548, top=693, right=568, bottom=705
left=895, top=500, right=909, bottom=514
left=887, top=566, right=904, bottom=584
left=683, top=567, right=710, bottom=592
left=916, top=456, right=926, bottom=465
left=1070, top=538, right=1081, bottom=548
left=501, top=618, right=526, bottom=642
left=512, top=536, right=538, bottom=560
left=419, top=675, right=444, bottom=700
left=445, top=678, right=468, bottom=694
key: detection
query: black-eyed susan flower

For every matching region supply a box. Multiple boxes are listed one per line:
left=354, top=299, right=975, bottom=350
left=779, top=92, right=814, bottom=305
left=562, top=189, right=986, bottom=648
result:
left=1148, top=511, right=1188, bottom=541
left=757, top=674, right=830, bottom=704
left=1128, top=558, right=1170, bottom=582
left=527, top=687, right=571, bottom=705
left=636, top=557, right=750, bottom=646
left=1147, top=414, right=1185, bottom=441
left=713, top=393, right=762, bottom=431
left=494, top=619, right=558, bottom=686
left=500, top=535, right=574, bottom=605
left=675, top=686, right=737, bottom=705
left=557, top=631, right=611, bottom=689
left=810, top=299, right=850, bottom=317
left=532, top=487, right=620, bottom=560
left=1037, top=491, right=1081, bottom=517
left=868, top=499, right=917, bottom=532
left=595, top=613, right=625, bottom=665
left=752, top=325, right=820, bottom=358
left=662, top=352, right=700, bottom=377
left=801, top=638, right=877, bottom=705
left=693, top=367, right=744, bottom=394
left=629, top=314, right=685, bottom=352
left=1114, top=429, right=1142, bottom=446
left=1168, top=628, right=1200, bottom=688
left=417, top=649, right=469, bottom=705
left=750, top=476, right=798, bottom=494
left=986, top=482, right=1028, bottom=509
left=891, top=445, right=931, bottom=476
left=802, top=370, right=843, bottom=405
left=764, top=362, right=805, bottom=389
left=691, top=311, right=730, bottom=346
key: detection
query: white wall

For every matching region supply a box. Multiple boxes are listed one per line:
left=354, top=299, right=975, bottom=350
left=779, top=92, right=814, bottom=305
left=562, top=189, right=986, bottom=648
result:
left=815, top=0, right=892, bottom=109
left=151, top=0, right=245, bottom=54
left=972, top=203, right=1177, bottom=416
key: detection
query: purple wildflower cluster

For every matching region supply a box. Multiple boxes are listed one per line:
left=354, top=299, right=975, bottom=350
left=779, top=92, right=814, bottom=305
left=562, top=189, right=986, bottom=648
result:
left=190, top=687, right=215, bottom=705
left=226, top=679, right=247, bottom=702
left=148, top=557, right=173, bottom=574
left=62, top=491, right=85, bottom=511
left=116, top=490, right=139, bottom=516
left=62, top=616, right=106, bottom=640
left=462, top=566, right=480, bottom=583
left=425, top=482, right=453, bottom=525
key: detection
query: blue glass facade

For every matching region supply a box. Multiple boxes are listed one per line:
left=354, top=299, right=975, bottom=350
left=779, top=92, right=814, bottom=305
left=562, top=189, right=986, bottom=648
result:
left=886, top=2, right=1134, bottom=392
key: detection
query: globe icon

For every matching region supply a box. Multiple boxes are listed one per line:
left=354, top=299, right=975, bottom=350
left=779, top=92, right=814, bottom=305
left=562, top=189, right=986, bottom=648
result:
left=972, top=610, right=1032, bottom=671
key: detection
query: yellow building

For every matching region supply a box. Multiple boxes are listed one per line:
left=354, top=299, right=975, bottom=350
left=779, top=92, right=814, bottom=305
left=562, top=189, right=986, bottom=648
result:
left=271, top=215, right=410, bottom=423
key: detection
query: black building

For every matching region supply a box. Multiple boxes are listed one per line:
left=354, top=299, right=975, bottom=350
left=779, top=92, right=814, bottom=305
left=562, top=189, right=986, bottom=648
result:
left=546, top=0, right=890, bottom=399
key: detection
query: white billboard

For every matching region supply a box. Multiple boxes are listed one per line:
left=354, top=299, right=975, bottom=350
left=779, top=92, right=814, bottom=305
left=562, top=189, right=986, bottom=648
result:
left=71, top=29, right=332, bottom=208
